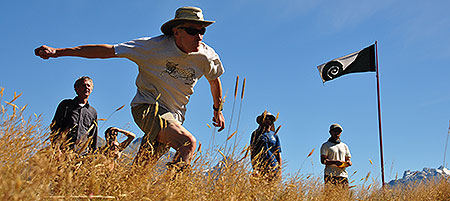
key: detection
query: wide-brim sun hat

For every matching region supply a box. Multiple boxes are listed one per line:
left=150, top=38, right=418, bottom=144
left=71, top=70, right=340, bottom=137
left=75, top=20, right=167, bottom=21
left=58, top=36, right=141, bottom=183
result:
left=161, top=6, right=215, bottom=35
left=256, top=111, right=276, bottom=125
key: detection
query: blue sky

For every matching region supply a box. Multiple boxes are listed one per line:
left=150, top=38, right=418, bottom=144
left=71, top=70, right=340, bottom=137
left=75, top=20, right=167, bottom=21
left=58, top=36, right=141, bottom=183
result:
left=2, top=0, right=450, bottom=184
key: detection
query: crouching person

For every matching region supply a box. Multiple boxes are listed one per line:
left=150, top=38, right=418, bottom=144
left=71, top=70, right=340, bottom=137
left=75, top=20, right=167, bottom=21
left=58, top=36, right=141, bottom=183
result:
left=101, top=127, right=136, bottom=170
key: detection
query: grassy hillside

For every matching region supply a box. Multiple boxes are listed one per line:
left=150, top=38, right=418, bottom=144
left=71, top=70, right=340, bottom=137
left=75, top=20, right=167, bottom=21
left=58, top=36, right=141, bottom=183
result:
left=1, top=90, right=450, bottom=200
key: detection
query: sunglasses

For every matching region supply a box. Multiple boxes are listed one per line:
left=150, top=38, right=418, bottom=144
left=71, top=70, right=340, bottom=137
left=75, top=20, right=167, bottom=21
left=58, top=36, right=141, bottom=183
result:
left=178, top=27, right=206, bottom=36
left=331, top=128, right=342, bottom=133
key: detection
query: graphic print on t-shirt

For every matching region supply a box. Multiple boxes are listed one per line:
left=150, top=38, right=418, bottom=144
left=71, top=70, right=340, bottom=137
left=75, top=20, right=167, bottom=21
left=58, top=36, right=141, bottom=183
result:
left=160, top=60, right=196, bottom=85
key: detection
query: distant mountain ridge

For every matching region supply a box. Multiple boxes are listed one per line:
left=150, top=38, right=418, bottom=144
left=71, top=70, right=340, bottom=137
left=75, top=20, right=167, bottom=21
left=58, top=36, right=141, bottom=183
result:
left=388, top=166, right=450, bottom=186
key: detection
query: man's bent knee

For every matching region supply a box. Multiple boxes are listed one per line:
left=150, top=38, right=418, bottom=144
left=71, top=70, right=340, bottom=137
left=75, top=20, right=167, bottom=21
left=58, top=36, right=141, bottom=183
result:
left=158, top=123, right=195, bottom=150
left=173, top=129, right=196, bottom=154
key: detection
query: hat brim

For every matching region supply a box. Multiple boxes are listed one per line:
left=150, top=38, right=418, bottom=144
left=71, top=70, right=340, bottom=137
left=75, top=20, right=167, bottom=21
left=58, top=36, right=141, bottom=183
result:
left=256, top=114, right=276, bottom=125
left=161, top=19, right=215, bottom=35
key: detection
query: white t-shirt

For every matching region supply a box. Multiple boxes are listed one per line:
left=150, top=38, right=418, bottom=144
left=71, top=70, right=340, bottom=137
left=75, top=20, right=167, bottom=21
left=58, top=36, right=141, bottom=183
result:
left=114, top=35, right=224, bottom=122
left=320, top=141, right=351, bottom=178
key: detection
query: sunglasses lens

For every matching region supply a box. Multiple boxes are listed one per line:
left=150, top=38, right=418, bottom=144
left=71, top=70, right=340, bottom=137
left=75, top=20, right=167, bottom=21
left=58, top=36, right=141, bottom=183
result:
left=180, top=27, right=206, bottom=35
left=199, top=28, right=206, bottom=35
left=185, top=28, right=197, bottom=35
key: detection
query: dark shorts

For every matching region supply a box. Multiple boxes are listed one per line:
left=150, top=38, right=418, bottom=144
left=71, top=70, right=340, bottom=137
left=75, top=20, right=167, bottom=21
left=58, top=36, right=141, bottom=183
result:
left=132, top=104, right=178, bottom=166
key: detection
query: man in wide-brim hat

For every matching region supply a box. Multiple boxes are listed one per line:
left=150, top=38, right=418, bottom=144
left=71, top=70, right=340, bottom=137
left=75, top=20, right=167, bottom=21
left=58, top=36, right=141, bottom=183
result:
left=35, top=6, right=226, bottom=169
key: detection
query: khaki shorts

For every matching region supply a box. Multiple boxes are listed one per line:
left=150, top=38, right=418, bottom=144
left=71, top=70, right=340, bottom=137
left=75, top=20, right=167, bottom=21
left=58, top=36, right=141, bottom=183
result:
left=132, top=104, right=178, bottom=165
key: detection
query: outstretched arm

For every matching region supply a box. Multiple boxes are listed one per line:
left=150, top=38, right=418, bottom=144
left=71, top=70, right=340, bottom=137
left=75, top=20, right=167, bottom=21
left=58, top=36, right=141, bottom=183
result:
left=208, top=78, right=225, bottom=132
left=34, top=44, right=116, bottom=59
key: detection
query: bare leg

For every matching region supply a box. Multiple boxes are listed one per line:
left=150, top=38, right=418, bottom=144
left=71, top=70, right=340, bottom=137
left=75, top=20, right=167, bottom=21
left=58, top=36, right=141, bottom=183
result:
left=157, top=122, right=196, bottom=164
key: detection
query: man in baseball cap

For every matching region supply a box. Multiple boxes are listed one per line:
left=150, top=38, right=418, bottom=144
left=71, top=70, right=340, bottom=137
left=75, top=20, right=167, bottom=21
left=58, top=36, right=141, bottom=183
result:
left=320, top=123, right=352, bottom=189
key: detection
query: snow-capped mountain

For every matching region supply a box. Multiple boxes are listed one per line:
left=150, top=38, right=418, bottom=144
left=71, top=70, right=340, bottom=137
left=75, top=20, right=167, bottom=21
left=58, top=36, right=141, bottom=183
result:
left=388, top=166, right=450, bottom=186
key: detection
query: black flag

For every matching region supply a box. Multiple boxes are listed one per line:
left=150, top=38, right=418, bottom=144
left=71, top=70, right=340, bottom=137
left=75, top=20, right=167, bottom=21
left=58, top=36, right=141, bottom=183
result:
left=317, top=44, right=375, bottom=83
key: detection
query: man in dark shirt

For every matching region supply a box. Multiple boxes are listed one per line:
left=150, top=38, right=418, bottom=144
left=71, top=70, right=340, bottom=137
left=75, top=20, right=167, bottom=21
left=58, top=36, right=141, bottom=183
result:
left=50, top=76, right=98, bottom=154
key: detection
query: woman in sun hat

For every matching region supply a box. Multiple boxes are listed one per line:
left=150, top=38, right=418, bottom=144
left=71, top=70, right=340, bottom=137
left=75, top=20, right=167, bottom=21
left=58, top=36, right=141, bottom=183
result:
left=250, top=111, right=282, bottom=180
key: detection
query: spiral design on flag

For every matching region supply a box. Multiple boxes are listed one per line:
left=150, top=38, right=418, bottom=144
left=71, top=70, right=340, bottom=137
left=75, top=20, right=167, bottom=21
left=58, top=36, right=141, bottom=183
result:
left=322, top=61, right=344, bottom=81
left=327, top=66, right=340, bottom=77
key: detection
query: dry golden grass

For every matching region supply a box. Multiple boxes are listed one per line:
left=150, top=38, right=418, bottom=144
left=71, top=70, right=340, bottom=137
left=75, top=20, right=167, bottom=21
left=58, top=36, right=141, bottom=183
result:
left=1, top=90, right=450, bottom=200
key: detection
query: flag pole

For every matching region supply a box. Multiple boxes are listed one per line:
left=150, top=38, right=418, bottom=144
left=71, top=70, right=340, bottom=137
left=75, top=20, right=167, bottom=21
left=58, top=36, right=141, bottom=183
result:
left=443, top=120, right=450, bottom=168
left=375, top=41, right=386, bottom=186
